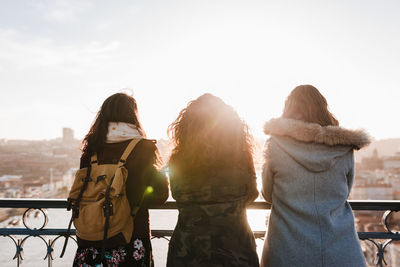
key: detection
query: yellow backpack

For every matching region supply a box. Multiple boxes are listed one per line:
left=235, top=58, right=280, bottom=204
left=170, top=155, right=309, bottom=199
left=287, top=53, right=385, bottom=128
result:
left=61, top=138, right=141, bottom=257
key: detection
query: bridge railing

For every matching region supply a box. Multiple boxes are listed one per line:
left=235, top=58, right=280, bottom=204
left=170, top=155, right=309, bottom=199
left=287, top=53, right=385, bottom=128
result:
left=0, top=198, right=399, bottom=266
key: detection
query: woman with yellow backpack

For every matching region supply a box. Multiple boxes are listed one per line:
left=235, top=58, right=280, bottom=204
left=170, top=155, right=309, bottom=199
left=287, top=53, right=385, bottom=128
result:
left=69, top=93, right=169, bottom=267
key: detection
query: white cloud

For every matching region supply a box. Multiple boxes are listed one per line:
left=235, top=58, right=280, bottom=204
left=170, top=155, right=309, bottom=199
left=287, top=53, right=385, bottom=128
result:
left=0, top=28, right=120, bottom=71
left=30, top=0, right=93, bottom=23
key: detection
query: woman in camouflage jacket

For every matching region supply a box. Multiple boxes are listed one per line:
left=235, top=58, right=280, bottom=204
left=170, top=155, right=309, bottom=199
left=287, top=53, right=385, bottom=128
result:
left=166, top=94, right=260, bottom=267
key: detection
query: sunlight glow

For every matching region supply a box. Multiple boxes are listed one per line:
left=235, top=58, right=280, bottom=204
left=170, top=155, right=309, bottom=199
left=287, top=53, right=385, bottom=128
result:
left=1, top=1, right=400, bottom=141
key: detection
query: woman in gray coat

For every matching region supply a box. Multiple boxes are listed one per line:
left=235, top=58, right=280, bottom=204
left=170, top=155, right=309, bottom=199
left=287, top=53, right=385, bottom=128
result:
left=261, top=85, right=370, bottom=267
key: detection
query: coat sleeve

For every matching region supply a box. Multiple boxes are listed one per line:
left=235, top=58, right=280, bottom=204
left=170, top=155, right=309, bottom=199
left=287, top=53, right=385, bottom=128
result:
left=141, top=143, right=169, bottom=205
left=262, top=164, right=274, bottom=204
left=245, top=173, right=259, bottom=204
left=261, top=139, right=274, bottom=204
left=125, top=140, right=169, bottom=210
left=346, top=151, right=355, bottom=198
left=143, top=166, right=169, bottom=205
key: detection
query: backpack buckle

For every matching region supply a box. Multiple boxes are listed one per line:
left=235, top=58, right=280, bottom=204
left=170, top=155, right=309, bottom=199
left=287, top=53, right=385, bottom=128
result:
left=102, top=201, right=113, bottom=217
left=82, top=176, right=92, bottom=183
left=96, top=175, right=107, bottom=184
left=72, top=205, right=80, bottom=218
left=66, top=198, right=73, bottom=211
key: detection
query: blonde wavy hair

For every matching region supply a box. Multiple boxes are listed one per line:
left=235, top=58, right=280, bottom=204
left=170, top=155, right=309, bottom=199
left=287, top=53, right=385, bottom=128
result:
left=283, top=85, right=339, bottom=126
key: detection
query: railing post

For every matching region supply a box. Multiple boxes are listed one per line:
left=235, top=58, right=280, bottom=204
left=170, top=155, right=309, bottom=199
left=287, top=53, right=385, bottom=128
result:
left=45, top=239, right=53, bottom=267
left=14, top=238, right=23, bottom=267
left=365, top=238, right=394, bottom=267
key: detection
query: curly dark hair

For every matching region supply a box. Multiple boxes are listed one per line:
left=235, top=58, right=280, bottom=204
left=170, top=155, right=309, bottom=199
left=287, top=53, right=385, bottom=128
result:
left=168, top=93, right=255, bottom=182
left=81, top=93, right=146, bottom=157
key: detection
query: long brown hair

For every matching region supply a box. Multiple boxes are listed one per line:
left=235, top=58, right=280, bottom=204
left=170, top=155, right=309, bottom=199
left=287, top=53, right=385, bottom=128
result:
left=282, top=85, right=339, bottom=126
left=168, top=93, right=254, bottom=181
left=81, top=93, right=146, bottom=156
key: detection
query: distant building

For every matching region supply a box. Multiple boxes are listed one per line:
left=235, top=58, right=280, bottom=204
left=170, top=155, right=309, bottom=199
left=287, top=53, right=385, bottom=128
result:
left=360, top=149, right=383, bottom=170
left=351, top=170, right=394, bottom=200
left=62, top=128, right=74, bottom=143
left=383, top=152, right=400, bottom=171
left=351, top=184, right=393, bottom=200
left=0, top=175, right=22, bottom=182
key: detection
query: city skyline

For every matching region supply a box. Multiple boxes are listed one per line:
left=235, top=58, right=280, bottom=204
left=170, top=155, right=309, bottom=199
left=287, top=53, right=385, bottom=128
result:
left=1, top=1, right=400, bottom=141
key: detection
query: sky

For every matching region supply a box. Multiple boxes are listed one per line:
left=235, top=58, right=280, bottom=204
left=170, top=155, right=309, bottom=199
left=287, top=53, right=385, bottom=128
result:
left=0, top=0, right=400, bottom=141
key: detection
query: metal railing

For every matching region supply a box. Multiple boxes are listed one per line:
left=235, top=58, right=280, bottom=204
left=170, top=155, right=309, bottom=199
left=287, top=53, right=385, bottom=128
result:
left=0, top=198, right=399, bottom=266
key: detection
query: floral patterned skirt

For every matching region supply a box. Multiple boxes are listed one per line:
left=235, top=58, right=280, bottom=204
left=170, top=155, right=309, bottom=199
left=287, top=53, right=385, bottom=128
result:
left=73, top=238, right=153, bottom=267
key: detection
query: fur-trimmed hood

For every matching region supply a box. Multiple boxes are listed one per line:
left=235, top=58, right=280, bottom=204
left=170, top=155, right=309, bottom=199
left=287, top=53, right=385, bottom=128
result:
left=263, top=118, right=371, bottom=172
left=263, top=118, right=371, bottom=150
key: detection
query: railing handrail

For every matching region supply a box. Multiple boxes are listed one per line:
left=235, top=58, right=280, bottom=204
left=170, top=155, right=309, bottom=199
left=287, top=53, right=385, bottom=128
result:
left=0, top=198, right=399, bottom=267
left=0, top=198, right=399, bottom=210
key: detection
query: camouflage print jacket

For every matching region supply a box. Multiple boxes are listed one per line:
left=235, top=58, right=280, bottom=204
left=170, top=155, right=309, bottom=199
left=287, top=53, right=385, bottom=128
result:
left=167, top=168, right=260, bottom=267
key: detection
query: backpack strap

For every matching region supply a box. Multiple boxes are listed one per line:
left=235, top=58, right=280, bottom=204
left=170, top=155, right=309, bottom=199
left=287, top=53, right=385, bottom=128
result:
left=122, top=138, right=148, bottom=216
left=100, top=174, right=115, bottom=259
left=90, top=154, right=98, bottom=165
left=117, top=138, right=142, bottom=167
left=100, top=138, right=141, bottom=258
left=60, top=165, right=92, bottom=258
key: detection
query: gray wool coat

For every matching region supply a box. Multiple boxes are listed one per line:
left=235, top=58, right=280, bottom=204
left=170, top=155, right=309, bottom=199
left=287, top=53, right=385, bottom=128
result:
left=261, top=118, right=371, bottom=267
